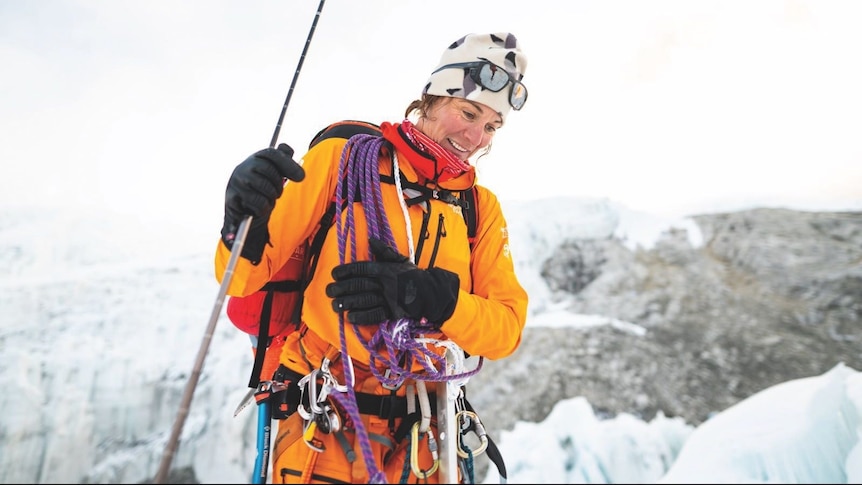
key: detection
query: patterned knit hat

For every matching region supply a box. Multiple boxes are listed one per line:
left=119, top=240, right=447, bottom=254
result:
left=424, top=32, right=528, bottom=121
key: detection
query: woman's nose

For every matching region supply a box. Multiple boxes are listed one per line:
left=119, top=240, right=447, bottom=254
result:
left=464, top=125, right=486, bottom=147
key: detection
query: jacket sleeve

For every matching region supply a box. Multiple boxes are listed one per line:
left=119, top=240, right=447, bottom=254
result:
left=439, top=187, right=529, bottom=360
left=214, top=137, right=347, bottom=296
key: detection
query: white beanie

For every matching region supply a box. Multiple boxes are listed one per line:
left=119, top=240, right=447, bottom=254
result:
left=423, top=32, right=528, bottom=121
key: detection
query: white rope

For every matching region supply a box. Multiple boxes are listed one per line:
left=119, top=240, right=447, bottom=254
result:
left=392, top=153, right=471, bottom=399
left=406, top=383, right=416, bottom=415
left=391, top=152, right=416, bottom=263
left=415, top=379, right=432, bottom=433
left=415, top=338, right=472, bottom=399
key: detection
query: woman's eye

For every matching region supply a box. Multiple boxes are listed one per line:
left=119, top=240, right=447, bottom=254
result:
left=462, top=110, right=476, bottom=120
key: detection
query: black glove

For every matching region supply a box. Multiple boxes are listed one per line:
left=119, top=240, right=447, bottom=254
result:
left=221, top=143, right=305, bottom=264
left=325, top=237, right=460, bottom=326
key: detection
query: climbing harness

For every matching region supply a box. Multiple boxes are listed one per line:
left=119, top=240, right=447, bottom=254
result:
left=326, top=132, right=486, bottom=482
left=242, top=127, right=509, bottom=483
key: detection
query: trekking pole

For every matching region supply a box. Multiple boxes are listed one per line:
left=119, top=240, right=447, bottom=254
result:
left=153, top=218, right=251, bottom=484
left=153, top=1, right=327, bottom=483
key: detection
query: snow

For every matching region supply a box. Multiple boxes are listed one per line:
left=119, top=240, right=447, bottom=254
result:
left=481, top=362, right=862, bottom=484
left=2, top=2, right=862, bottom=481
left=2, top=201, right=861, bottom=484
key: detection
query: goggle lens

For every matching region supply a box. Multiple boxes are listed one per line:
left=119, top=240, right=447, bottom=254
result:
left=473, top=63, right=528, bottom=111
left=432, top=60, right=529, bottom=111
left=509, top=81, right=527, bottom=111
left=475, top=63, right=511, bottom=92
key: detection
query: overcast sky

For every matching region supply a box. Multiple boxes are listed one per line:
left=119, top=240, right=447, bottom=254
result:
left=2, top=0, right=861, bottom=227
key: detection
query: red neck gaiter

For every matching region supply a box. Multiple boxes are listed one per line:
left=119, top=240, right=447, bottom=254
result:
left=380, top=120, right=472, bottom=184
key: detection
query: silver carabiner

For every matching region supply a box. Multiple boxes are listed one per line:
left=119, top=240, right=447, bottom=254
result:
left=296, top=370, right=321, bottom=420
left=456, top=410, right=489, bottom=458
left=306, top=369, right=326, bottom=415
left=320, top=357, right=349, bottom=393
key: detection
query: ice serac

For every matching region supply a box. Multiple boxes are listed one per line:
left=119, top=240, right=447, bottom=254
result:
left=659, top=363, right=861, bottom=484
left=482, top=397, right=694, bottom=484
left=3, top=205, right=861, bottom=484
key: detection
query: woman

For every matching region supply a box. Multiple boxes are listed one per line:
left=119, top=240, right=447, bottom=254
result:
left=216, top=32, right=529, bottom=484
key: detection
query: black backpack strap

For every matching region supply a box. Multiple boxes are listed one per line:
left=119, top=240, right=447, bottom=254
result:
left=247, top=291, right=274, bottom=388
left=309, top=120, right=479, bottom=243
left=261, top=280, right=302, bottom=292
left=309, top=120, right=381, bottom=149
left=291, top=121, right=385, bottom=322
left=380, top=169, right=478, bottom=247
left=461, top=186, right=478, bottom=248
left=246, top=120, right=384, bottom=389
left=288, top=199, right=339, bottom=325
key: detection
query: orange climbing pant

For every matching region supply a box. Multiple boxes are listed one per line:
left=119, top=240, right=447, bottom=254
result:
left=270, top=405, right=441, bottom=484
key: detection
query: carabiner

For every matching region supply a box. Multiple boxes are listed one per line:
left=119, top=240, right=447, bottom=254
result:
left=302, top=419, right=325, bottom=452
left=302, top=369, right=326, bottom=416
left=320, top=356, right=350, bottom=392
left=314, top=402, right=341, bottom=435
left=409, top=421, right=440, bottom=479
left=295, top=371, right=316, bottom=421
left=456, top=410, right=488, bottom=458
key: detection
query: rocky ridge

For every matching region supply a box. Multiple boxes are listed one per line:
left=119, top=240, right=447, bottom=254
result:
left=468, top=207, right=862, bottom=450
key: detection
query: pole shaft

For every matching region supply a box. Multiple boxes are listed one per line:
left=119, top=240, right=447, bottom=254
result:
left=153, top=0, right=327, bottom=482
left=153, top=216, right=251, bottom=484
left=269, top=0, right=327, bottom=149
left=437, top=362, right=459, bottom=483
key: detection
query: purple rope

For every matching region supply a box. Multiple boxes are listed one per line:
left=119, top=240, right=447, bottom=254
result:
left=330, top=134, right=484, bottom=482
left=333, top=135, right=388, bottom=483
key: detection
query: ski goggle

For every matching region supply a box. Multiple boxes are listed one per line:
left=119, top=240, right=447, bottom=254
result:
left=431, top=60, right=528, bottom=111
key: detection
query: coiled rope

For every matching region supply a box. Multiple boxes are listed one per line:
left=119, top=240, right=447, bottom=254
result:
left=325, top=133, right=483, bottom=483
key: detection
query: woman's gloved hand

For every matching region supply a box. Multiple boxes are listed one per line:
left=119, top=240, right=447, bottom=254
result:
left=221, top=143, right=305, bottom=264
left=325, top=237, right=460, bottom=326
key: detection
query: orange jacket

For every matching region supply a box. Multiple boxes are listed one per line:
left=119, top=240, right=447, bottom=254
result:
left=214, top=128, right=528, bottom=371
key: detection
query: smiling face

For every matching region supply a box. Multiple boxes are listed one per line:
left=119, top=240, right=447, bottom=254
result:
left=415, top=97, right=502, bottom=160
